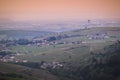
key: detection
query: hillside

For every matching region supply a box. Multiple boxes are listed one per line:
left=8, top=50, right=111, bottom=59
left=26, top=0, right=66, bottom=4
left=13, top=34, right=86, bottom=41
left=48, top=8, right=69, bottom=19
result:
left=0, top=27, right=120, bottom=80
left=61, top=27, right=120, bottom=36
left=64, top=27, right=120, bottom=35
left=12, top=40, right=120, bottom=80
left=0, top=61, right=58, bottom=80
left=48, top=41, right=120, bottom=80
left=0, top=30, right=55, bottom=39
left=0, top=41, right=120, bottom=80
left=12, top=27, right=120, bottom=62
left=53, top=27, right=118, bottom=43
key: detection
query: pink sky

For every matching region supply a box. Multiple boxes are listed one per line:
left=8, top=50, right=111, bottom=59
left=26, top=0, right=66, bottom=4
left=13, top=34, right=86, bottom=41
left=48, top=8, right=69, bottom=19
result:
left=0, top=0, right=120, bottom=21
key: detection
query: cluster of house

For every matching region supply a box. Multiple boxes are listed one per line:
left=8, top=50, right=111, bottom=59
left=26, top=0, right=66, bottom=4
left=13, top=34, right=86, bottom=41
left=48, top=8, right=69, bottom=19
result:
left=40, top=61, right=63, bottom=69
left=0, top=51, right=27, bottom=63
left=32, top=37, right=64, bottom=46
left=87, top=32, right=109, bottom=40
left=0, top=54, right=15, bottom=62
left=0, top=55, right=28, bottom=63
left=0, top=31, right=110, bottom=48
left=31, top=32, right=109, bottom=47
left=31, top=38, right=83, bottom=47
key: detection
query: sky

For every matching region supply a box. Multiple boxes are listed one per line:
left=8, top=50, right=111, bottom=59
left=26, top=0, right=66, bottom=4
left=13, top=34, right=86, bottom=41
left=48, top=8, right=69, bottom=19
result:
left=0, top=0, right=120, bottom=21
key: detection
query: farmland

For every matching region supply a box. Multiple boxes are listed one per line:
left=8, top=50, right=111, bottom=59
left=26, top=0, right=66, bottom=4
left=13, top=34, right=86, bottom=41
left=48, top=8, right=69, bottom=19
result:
left=6, top=27, right=119, bottom=63
left=0, top=27, right=120, bottom=80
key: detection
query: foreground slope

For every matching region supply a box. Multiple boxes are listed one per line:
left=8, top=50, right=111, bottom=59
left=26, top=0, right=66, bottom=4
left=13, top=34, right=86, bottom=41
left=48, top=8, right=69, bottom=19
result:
left=0, top=61, right=58, bottom=80
left=0, top=27, right=120, bottom=80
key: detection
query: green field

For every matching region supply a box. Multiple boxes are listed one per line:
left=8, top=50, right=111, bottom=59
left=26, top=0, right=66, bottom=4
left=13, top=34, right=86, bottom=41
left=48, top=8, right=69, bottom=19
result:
left=0, top=27, right=120, bottom=80
left=9, top=27, right=120, bottom=63
left=10, top=41, right=113, bottom=63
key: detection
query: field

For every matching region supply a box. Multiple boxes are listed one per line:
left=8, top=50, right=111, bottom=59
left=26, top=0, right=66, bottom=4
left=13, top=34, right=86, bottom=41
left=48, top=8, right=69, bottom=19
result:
left=9, top=27, right=120, bottom=63
left=11, top=40, right=115, bottom=63
left=0, top=27, right=120, bottom=80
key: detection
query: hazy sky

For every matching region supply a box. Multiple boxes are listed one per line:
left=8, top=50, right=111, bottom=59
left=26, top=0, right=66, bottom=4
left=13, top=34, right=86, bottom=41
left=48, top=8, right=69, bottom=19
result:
left=0, top=0, right=120, bottom=21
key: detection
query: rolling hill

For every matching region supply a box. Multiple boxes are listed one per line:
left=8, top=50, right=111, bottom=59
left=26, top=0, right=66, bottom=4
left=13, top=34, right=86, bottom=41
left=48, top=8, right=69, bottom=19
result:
left=10, top=27, right=120, bottom=63
left=0, top=27, right=120, bottom=80
left=0, top=30, right=55, bottom=39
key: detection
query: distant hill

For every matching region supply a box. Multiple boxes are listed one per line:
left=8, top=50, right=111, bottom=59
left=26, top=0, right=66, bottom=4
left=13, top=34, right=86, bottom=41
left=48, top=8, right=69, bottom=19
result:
left=0, top=27, right=120, bottom=80
left=63, top=27, right=120, bottom=35
left=0, top=30, right=55, bottom=39
left=55, top=27, right=120, bottom=42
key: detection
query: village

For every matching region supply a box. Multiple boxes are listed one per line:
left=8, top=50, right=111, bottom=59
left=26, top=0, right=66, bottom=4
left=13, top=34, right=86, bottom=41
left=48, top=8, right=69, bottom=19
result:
left=0, top=48, right=64, bottom=70
left=0, top=31, right=110, bottom=47
left=0, top=49, right=28, bottom=63
left=0, top=31, right=110, bottom=69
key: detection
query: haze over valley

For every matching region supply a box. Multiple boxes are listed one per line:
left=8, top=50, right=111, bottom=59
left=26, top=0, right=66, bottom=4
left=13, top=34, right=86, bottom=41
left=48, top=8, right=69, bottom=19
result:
left=0, top=19, right=120, bottom=32
left=0, top=0, right=120, bottom=80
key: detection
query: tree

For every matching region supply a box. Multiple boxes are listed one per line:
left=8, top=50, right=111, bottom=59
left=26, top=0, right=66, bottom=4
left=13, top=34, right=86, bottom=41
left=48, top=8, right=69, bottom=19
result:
left=17, top=39, right=29, bottom=45
left=47, top=36, right=56, bottom=41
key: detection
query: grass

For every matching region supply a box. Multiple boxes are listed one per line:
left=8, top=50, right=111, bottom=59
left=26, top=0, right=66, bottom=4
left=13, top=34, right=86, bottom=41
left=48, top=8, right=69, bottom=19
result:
left=0, top=27, right=120, bottom=80
left=14, top=44, right=91, bottom=62
left=11, top=40, right=116, bottom=63
left=11, top=44, right=73, bottom=54
left=3, top=27, right=120, bottom=64
left=0, top=61, right=59, bottom=80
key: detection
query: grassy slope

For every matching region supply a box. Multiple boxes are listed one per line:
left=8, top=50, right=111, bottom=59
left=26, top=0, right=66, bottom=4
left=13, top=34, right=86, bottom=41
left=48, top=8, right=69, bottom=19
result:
left=49, top=41, right=120, bottom=80
left=12, top=27, right=120, bottom=62
left=59, top=27, right=120, bottom=41
left=16, top=44, right=89, bottom=62
left=1, top=27, right=120, bottom=80
left=14, top=41, right=114, bottom=64
left=64, top=27, right=120, bottom=35
left=0, top=61, right=58, bottom=80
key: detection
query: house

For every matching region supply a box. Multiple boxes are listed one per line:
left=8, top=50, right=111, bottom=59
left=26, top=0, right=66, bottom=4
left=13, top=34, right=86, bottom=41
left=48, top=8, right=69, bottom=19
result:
left=40, top=61, right=63, bottom=69
left=87, top=32, right=109, bottom=40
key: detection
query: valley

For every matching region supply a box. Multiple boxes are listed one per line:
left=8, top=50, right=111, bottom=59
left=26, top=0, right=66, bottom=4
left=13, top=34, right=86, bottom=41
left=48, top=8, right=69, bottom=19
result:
left=0, top=27, right=120, bottom=80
